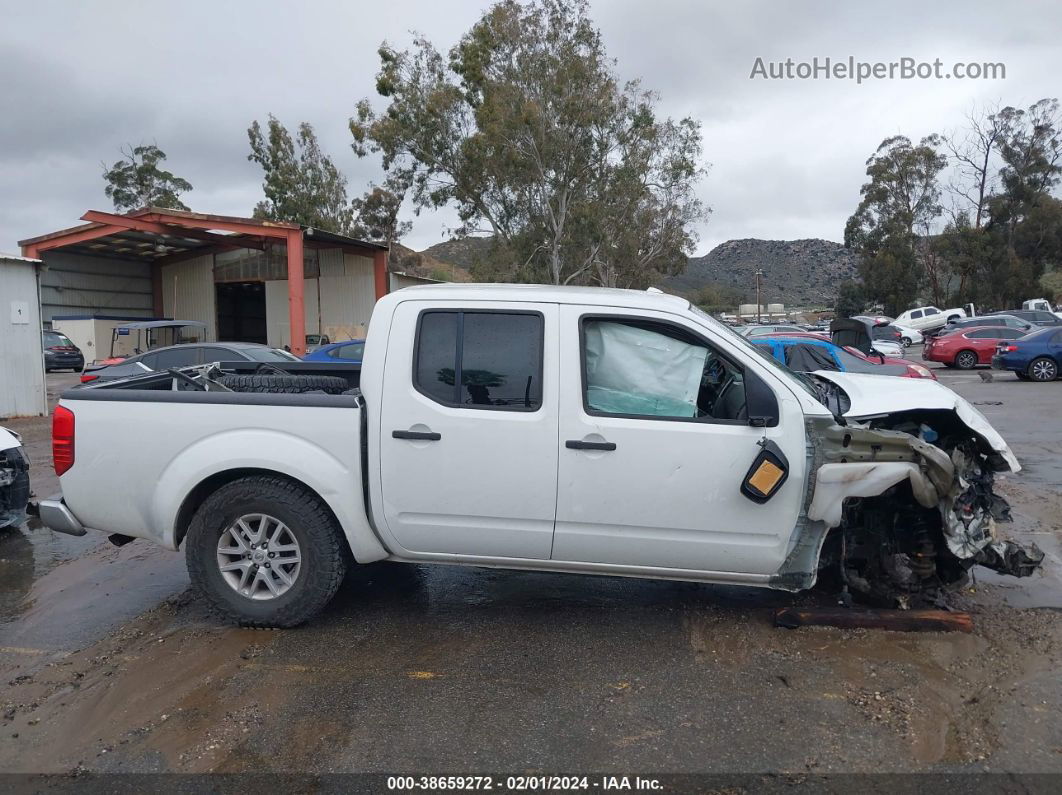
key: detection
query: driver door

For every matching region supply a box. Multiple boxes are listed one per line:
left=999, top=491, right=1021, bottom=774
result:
left=553, top=306, right=803, bottom=575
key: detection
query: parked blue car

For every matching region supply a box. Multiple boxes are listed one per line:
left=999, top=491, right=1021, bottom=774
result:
left=301, top=339, right=365, bottom=364
left=991, top=326, right=1062, bottom=381
left=750, top=336, right=925, bottom=377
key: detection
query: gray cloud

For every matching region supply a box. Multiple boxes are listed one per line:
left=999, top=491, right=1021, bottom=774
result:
left=2, top=0, right=1059, bottom=256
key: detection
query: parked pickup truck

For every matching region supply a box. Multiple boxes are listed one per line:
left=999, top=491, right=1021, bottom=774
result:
left=894, top=305, right=967, bottom=333
left=39, top=286, right=1042, bottom=626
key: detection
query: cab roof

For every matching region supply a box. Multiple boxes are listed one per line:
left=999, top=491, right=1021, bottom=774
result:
left=389, top=283, right=691, bottom=312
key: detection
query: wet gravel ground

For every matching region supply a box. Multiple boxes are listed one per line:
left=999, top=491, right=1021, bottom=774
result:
left=1, top=361, right=1060, bottom=776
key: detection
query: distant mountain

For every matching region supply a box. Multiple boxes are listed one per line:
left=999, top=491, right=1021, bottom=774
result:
left=389, top=243, right=473, bottom=282
left=420, top=237, right=495, bottom=272
left=411, top=235, right=856, bottom=307
left=665, top=238, right=858, bottom=308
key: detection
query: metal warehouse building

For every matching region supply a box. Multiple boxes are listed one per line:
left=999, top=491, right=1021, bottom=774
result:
left=19, top=208, right=392, bottom=356
left=0, top=253, right=47, bottom=417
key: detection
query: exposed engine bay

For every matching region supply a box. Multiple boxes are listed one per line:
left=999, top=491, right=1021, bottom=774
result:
left=0, top=428, right=30, bottom=531
left=805, top=377, right=1044, bottom=608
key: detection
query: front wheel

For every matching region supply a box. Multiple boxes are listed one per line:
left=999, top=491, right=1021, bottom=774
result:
left=955, top=350, right=979, bottom=370
left=1028, top=357, right=1059, bottom=382
left=901, top=337, right=912, bottom=347
left=186, top=476, right=348, bottom=627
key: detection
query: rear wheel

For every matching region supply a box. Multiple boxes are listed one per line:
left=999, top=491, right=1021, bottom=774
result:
left=955, top=350, right=979, bottom=370
left=185, top=476, right=348, bottom=627
left=1028, top=357, right=1059, bottom=382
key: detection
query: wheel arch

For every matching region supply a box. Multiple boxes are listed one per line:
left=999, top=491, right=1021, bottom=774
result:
left=173, top=468, right=340, bottom=552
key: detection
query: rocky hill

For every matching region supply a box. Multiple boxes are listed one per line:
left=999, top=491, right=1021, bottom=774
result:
left=665, top=238, right=858, bottom=308
left=389, top=243, right=473, bottom=282
left=411, top=236, right=856, bottom=307
left=420, top=237, right=495, bottom=272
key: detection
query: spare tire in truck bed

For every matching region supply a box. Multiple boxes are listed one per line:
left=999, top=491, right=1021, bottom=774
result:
left=215, top=374, right=350, bottom=394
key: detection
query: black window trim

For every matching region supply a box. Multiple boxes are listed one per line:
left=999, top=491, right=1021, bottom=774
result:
left=412, top=308, right=545, bottom=413
left=577, top=313, right=752, bottom=426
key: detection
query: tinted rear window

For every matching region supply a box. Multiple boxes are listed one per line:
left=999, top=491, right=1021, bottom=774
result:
left=414, top=311, right=543, bottom=410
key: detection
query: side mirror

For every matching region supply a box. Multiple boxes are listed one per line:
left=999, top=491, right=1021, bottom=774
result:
left=745, top=369, right=780, bottom=428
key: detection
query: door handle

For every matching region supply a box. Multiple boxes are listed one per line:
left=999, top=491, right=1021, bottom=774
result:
left=565, top=439, right=617, bottom=451
left=392, top=430, right=442, bottom=441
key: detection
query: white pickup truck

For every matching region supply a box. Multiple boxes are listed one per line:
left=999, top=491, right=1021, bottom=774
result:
left=894, top=305, right=967, bottom=332
left=39, top=285, right=1041, bottom=626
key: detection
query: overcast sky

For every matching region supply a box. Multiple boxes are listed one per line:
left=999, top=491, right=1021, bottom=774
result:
left=2, top=0, right=1059, bottom=257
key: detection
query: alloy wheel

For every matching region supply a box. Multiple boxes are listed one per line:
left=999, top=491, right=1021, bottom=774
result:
left=1029, top=358, right=1058, bottom=382
left=216, top=513, right=302, bottom=600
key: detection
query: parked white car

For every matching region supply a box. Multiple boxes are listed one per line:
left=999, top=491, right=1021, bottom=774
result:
left=39, top=285, right=1042, bottom=626
left=895, top=305, right=967, bottom=332
left=0, top=427, right=30, bottom=530
left=893, top=324, right=924, bottom=347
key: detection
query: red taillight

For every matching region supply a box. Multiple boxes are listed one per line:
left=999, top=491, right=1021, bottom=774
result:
left=1002, top=345, right=1018, bottom=352
left=80, top=373, right=98, bottom=383
left=52, top=405, right=75, bottom=476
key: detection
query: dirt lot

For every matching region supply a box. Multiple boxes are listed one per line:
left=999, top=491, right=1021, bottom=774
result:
left=1, top=363, right=1060, bottom=778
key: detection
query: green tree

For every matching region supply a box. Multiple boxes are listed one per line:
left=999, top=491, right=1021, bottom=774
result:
left=102, top=144, right=193, bottom=211
left=844, top=135, right=946, bottom=315
left=247, top=115, right=353, bottom=233
left=350, top=173, right=412, bottom=247
left=834, top=280, right=867, bottom=318
left=350, top=0, right=708, bottom=286
left=935, top=99, right=1062, bottom=308
left=1040, top=270, right=1062, bottom=304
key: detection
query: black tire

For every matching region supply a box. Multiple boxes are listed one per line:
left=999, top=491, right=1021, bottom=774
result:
left=215, top=373, right=349, bottom=394
left=955, top=350, right=979, bottom=370
left=901, top=337, right=912, bottom=347
left=185, top=476, right=348, bottom=627
left=1027, top=357, right=1059, bottom=382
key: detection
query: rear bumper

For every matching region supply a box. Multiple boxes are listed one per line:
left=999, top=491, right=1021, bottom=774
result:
left=38, top=495, right=87, bottom=537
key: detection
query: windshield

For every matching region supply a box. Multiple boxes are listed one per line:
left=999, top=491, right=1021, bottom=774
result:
left=43, top=331, right=75, bottom=347
left=689, top=306, right=820, bottom=399
left=243, top=347, right=300, bottom=362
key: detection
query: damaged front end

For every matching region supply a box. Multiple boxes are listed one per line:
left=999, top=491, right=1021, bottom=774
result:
left=0, top=433, right=31, bottom=531
left=774, top=384, right=1043, bottom=607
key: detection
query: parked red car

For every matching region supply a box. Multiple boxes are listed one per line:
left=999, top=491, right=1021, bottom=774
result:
left=923, top=326, right=1029, bottom=369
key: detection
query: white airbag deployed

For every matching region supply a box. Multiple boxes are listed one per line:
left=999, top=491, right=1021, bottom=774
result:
left=584, top=321, right=707, bottom=418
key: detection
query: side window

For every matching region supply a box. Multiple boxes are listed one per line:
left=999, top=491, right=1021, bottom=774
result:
left=331, top=342, right=364, bottom=360
left=966, top=329, right=989, bottom=339
left=910, top=310, right=923, bottom=319
left=152, top=347, right=200, bottom=369
left=925, top=307, right=940, bottom=316
left=199, top=346, right=235, bottom=362
left=414, top=311, right=543, bottom=410
left=582, top=318, right=746, bottom=421
left=998, top=328, right=1024, bottom=339
left=137, top=353, right=159, bottom=369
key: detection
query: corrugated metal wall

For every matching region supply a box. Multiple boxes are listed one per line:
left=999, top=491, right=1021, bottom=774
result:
left=39, top=251, right=153, bottom=325
left=0, top=260, right=47, bottom=417
left=263, top=250, right=376, bottom=346
left=160, top=254, right=217, bottom=341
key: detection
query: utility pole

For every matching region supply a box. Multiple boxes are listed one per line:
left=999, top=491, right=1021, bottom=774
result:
left=754, top=268, right=765, bottom=323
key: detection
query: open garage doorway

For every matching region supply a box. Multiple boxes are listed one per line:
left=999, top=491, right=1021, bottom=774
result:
left=216, top=282, right=267, bottom=344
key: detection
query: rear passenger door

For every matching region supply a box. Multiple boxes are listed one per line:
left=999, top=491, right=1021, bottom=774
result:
left=379, top=302, right=559, bottom=559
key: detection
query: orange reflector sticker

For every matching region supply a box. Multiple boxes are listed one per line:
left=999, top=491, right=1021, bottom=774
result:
left=748, top=460, right=784, bottom=495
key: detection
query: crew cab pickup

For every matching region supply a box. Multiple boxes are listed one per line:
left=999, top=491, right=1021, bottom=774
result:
left=39, top=286, right=1042, bottom=626
left=894, top=305, right=967, bottom=332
